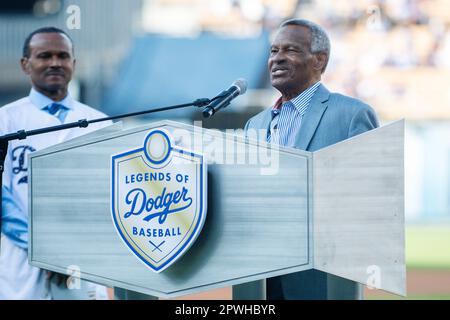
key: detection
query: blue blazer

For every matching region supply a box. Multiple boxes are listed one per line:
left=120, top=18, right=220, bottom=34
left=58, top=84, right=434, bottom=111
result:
left=245, top=84, right=380, bottom=299
left=245, top=84, right=379, bottom=151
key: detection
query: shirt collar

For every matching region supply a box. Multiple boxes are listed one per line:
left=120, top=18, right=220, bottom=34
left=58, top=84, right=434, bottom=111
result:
left=271, top=97, right=283, bottom=116
left=29, top=88, right=74, bottom=111
left=271, top=81, right=321, bottom=117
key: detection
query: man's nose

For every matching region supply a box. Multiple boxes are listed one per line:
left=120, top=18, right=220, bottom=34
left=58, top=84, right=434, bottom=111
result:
left=49, top=56, right=62, bottom=67
left=270, top=51, right=286, bottom=64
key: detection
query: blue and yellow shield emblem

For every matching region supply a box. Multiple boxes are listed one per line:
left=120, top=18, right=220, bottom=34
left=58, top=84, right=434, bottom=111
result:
left=111, top=129, right=207, bottom=272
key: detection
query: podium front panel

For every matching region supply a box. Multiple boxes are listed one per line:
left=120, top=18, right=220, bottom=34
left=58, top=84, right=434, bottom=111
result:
left=29, top=121, right=312, bottom=297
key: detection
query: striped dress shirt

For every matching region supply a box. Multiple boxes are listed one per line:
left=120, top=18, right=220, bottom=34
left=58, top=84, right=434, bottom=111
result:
left=269, top=82, right=321, bottom=147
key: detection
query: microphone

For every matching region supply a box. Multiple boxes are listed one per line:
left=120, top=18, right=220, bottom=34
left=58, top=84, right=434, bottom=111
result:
left=202, top=79, right=247, bottom=118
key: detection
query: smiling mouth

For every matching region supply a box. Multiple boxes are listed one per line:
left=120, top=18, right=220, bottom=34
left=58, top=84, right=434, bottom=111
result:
left=271, top=68, right=288, bottom=76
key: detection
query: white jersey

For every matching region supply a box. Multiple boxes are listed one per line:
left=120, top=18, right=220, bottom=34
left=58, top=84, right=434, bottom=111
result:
left=0, top=90, right=112, bottom=300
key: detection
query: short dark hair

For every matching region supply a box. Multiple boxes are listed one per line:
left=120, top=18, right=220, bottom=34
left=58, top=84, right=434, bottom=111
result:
left=23, top=27, right=73, bottom=58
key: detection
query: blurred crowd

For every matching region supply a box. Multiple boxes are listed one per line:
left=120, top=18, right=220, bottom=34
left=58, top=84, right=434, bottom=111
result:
left=292, top=0, right=450, bottom=120
left=191, top=0, right=450, bottom=119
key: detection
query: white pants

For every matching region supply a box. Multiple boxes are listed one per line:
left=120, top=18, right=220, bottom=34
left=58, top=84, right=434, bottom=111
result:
left=0, top=234, right=108, bottom=300
left=0, top=234, right=49, bottom=300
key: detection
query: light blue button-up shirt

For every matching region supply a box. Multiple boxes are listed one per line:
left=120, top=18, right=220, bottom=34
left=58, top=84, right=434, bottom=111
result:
left=29, top=88, right=73, bottom=117
left=269, top=81, right=321, bottom=147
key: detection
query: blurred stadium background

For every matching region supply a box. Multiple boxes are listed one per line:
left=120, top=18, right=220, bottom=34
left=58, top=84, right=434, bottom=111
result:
left=1, top=0, right=449, bottom=300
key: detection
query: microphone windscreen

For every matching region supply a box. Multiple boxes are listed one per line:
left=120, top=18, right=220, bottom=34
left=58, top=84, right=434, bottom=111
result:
left=233, top=79, right=248, bottom=95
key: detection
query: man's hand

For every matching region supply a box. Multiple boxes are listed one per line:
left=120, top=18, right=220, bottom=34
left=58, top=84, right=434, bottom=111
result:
left=47, top=271, right=70, bottom=287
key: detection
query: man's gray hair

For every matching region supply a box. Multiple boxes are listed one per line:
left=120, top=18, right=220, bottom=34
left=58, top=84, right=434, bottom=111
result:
left=280, top=19, right=331, bottom=73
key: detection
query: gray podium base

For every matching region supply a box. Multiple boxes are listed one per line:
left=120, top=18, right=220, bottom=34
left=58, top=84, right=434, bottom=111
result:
left=327, top=276, right=364, bottom=300
left=232, top=277, right=363, bottom=300
left=113, top=278, right=362, bottom=300
left=114, top=282, right=267, bottom=300
left=232, top=280, right=266, bottom=300
left=114, top=288, right=158, bottom=300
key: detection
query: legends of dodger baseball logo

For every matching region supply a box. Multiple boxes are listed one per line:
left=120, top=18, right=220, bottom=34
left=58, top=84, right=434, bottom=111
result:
left=111, top=128, right=207, bottom=272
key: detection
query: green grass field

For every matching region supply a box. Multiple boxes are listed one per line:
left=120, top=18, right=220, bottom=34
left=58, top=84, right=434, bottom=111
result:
left=366, top=224, right=450, bottom=300
left=406, top=224, right=450, bottom=269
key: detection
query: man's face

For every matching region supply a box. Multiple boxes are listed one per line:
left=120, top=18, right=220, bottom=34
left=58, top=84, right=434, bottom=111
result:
left=268, top=25, right=321, bottom=100
left=21, top=32, right=75, bottom=98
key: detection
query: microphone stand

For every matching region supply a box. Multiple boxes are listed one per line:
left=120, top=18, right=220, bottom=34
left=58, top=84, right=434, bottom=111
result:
left=0, top=97, right=213, bottom=250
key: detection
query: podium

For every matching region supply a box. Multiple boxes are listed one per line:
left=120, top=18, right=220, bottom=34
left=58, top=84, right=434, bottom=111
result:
left=28, top=120, right=405, bottom=299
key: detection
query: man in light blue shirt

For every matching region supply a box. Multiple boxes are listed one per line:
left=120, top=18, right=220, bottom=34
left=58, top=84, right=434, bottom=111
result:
left=0, top=27, right=111, bottom=299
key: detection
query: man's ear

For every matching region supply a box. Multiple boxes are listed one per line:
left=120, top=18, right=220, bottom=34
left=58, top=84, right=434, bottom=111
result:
left=20, top=57, right=30, bottom=75
left=313, top=53, right=328, bottom=72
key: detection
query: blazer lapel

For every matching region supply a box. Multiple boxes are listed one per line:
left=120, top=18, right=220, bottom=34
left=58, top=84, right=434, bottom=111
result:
left=294, top=84, right=330, bottom=150
left=253, top=108, right=273, bottom=131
